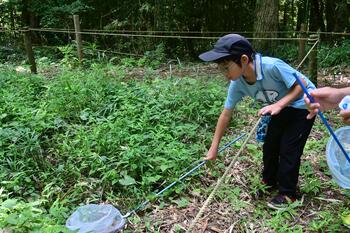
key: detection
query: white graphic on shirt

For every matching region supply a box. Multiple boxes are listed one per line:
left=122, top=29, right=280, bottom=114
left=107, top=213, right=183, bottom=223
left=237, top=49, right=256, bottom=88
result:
left=255, top=90, right=279, bottom=103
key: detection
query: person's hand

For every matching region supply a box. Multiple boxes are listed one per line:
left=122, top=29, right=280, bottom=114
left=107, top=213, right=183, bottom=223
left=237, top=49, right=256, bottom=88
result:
left=258, top=103, right=282, bottom=116
left=205, top=146, right=218, bottom=161
left=340, top=110, right=350, bottom=125
left=304, top=87, right=344, bottom=119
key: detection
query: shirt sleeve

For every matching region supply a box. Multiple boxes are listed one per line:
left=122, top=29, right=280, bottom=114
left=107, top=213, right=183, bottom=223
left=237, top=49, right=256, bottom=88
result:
left=224, top=81, right=244, bottom=109
left=271, top=59, right=300, bottom=88
left=271, top=59, right=315, bottom=91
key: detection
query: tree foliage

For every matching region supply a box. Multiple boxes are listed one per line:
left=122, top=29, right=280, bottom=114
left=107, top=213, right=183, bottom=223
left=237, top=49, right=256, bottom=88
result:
left=0, top=0, right=349, bottom=58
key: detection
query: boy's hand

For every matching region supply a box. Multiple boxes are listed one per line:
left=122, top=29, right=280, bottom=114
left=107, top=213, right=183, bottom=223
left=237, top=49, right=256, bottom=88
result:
left=258, top=103, right=283, bottom=116
left=205, top=147, right=218, bottom=160
left=340, top=110, right=350, bottom=125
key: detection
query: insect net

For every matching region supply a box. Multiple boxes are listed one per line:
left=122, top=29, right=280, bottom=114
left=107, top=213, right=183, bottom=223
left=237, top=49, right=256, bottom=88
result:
left=65, top=204, right=126, bottom=233
left=326, top=126, right=350, bottom=189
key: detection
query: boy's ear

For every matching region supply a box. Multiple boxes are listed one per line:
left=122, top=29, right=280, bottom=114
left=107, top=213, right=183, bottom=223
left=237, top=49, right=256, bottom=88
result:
left=240, top=54, right=249, bottom=65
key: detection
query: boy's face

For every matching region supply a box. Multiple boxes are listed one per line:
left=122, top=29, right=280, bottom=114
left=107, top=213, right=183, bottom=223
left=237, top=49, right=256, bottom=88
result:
left=218, top=60, right=242, bottom=81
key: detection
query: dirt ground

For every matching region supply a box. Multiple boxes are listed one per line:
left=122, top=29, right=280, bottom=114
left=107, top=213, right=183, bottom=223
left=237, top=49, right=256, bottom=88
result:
left=121, top=63, right=350, bottom=233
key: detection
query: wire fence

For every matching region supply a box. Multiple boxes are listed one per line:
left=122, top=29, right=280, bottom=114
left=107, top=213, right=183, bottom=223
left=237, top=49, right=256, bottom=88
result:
left=1, top=27, right=350, bottom=37
left=0, top=24, right=348, bottom=77
left=0, top=27, right=323, bottom=57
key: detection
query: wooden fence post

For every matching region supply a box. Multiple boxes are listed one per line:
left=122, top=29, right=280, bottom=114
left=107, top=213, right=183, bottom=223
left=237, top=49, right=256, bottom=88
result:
left=23, top=27, right=37, bottom=74
left=298, top=23, right=306, bottom=65
left=308, top=33, right=318, bottom=87
left=73, top=15, right=83, bottom=63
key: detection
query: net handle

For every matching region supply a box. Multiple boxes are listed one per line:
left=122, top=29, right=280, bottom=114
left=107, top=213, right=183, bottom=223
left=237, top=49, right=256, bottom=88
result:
left=293, top=73, right=350, bottom=163
left=122, top=133, right=246, bottom=218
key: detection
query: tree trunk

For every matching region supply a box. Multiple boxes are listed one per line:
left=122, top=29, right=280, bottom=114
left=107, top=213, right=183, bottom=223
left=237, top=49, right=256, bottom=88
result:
left=24, top=28, right=37, bottom=74
left=253, top=0, right=279, bottom=55
left=21, top=0, right=41, bottom=44
left=298, top=24, right=306, bottom=64
left=10, top=7, right=16, bottom=30
left=21, top=0, right=30, bottom=26
left=324, top=0, right=335, bottom=32
left=296, top=0, right=308, bottom=31
left=290, top=0, right=295, bottom=31
left=334, top=0, right=350, bottom=32
left=309, top=0, right=325, bottom=32
left=29, top=14, right=41, bottom=44
left=308, top=34, right=318, bottom=86
left=282, top=0, right=289, bottom=30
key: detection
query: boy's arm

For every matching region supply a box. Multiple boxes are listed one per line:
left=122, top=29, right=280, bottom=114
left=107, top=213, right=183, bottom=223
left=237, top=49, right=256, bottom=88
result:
left=205, top=108, right=233, bottom=160
left=258, top=79, right=306, bottom=116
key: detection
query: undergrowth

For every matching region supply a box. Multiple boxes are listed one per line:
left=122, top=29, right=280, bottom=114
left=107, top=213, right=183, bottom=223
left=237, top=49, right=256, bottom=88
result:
left=0, top=61, right=349, bottom=232
left=0, top=65, right=226, bottom=231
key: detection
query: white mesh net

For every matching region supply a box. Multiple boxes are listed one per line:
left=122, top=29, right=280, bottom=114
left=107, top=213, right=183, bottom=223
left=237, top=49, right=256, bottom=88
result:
left=66, top=204, right=126, bottom=233
left=326, top=126, right=350, bottom=189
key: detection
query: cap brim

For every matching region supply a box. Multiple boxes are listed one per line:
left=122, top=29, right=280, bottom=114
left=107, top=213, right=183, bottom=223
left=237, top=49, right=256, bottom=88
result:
left=199, top=50, right=230, bottom=62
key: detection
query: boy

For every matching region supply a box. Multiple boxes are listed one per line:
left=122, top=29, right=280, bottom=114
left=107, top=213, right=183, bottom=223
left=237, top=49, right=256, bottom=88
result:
left=199, top=34, right=316, bottom=209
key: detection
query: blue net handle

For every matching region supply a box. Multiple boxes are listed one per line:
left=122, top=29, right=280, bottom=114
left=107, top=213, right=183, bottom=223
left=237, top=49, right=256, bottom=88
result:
left=123, top=133, right=246, bottom=218
left=293, top=73, right=350, bottom=163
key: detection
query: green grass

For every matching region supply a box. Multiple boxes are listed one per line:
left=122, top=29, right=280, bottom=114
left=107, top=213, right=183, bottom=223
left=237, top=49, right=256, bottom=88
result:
left=0, top=62, right=349, bottom=232
left=0, top=64, right=227, bottom=231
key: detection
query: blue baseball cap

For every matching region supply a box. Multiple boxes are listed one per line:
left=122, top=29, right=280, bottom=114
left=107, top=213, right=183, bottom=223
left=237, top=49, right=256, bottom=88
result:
left=199, top=34, right=254, bottom=62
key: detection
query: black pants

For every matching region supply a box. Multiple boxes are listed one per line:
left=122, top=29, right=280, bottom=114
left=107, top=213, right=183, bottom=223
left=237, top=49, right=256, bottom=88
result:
left=262, top=107, right=315, bottom=198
